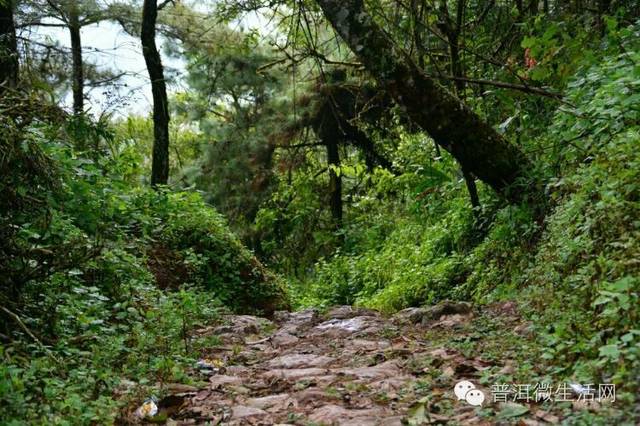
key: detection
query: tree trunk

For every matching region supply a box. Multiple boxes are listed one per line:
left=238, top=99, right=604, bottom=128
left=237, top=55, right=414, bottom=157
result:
left=352, top=129, right=393, bottom=171
left=410, top=0, right=426, bottom=68
left=316, top=0, right=534, bottom=202
left=326, top=140, right=343, bottom=229
left=68, top=7, right=84, bottom=115
left=441, top=0, right=481, bottom=212
left=596, top=0, right=611, bottom=35
left=141, top=0, right=170, bottom=186
left=0, top=0, right=18, bottom=90
left=463, top=169, right=480, bottom=214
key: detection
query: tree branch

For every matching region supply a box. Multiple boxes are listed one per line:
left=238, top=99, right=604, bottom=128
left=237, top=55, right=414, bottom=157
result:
left=0, top=306, right=60, bottom=364
left=436, top=75, right=564, bottom=100
left=157, top=0, right=174, bottom=11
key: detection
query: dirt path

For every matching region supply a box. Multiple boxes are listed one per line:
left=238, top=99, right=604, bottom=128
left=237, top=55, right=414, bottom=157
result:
left=135, top=303, right=575, bottom=425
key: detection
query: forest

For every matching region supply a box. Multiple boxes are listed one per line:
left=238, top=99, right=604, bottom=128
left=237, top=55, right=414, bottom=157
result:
left=1, top=0, right=639, bottom=424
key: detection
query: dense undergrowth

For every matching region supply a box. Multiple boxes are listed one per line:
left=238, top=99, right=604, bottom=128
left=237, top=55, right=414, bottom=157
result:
left=0, top=106, right=287, bottom=422
left=292, top=25, right=640, bottom=411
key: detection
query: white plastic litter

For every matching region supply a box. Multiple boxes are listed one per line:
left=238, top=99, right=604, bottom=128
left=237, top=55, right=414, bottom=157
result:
left=196, top=358, right=225, bottom=375
left=135, top=397, right=158, bottom=418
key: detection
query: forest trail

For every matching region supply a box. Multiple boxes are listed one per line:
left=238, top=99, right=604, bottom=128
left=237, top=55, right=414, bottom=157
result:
left=131, top=302, right=561, bottom=425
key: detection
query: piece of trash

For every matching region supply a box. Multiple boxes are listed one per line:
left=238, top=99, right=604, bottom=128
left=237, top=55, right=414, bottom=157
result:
left=135, top=397, right=158, bottom=418
left=196, top=358, right=225, bottom=375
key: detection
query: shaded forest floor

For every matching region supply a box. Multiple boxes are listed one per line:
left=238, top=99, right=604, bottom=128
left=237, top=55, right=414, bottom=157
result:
left=124, top=303, right=620, bottom=425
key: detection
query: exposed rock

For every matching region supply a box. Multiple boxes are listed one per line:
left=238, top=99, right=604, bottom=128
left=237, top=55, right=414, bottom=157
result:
left=163, top=383, right=199, bottom=394
left=312, top=316, right=384, bottom=336
left=246, top=393, right=295, bottom=411
left=324, top=305, right=377, bottom=320
left=267, top=353, right=335, bottom=369
left=231, top=405, right=269, bottom=420
left=166, top=305, right=553, bottom=425
left=393, top=307, right=428, bottom=324
left=338, top=360, right=402, bottom=380
left=214, top=315, right=274, bottom=335
left=491, top=300, right=519, bottom=317
left=209, top=375, right=243, bottom=388
left=393, top=301, right=472, bottom=325
left=277, top=308, right=320, bottom=335
left=369, top=377, right=412, bottom=392
left=294, top=388, right=340, bottom=405
left=346, top=339, right=391, bottom=351
left=227, top=385, right=251, bottom=395
left=309, top=404, right=387, bottom=424
left=271, top=332, right=300, bottom=347
left=420, top=300, right=472, bottom=325
left=429, top=313, right=471, bottom=328
left=288, top=308, right=320, bottom=324
left=262, top=367, right=332, bottom=381
left=273, top=311, right=291, bottom=323
left=379, top=417, right=404, bottom=426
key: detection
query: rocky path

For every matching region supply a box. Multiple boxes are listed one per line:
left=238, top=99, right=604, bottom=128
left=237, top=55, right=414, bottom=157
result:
left=132, top=303, right=586, bottom=425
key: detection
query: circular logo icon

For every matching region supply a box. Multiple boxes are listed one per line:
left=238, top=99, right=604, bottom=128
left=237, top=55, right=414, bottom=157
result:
left=465, top=388, right=485, bottom=406
left=454, top=380, right=476, bottom=400
left=454, top=380, right=485, bottom=406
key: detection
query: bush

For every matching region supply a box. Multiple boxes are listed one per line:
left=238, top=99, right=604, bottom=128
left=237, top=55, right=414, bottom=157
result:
left=144, top=190, right=289, bottom=314
left=0, top=108, right=288, bottom=423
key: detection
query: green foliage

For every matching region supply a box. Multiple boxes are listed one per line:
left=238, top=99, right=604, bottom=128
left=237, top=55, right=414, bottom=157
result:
left=0, top=107, right=288, bottom=422
left=291, top=23, right=640, bottom=407
left=148, top=190, right=289, bottom=314
left=110, top=115, right=203, bottom=186
left=0, top=284, right=220, bottom=424
left=174, top=34, right=288, bottom=234
left=523, top=127, right=640, bottom=391
left=291, top=144, right=484, bottom=311
left=254, top=150, right=343, bottom=274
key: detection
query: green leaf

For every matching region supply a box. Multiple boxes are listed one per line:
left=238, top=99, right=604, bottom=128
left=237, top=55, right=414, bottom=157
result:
left=498, top=403, right=530, bottom=419
left=406, top=399, right=432, bottom=425
left=542, top=24, right=558, bottom=41
left=621, top=333, right=634, bottom=343
left=609, top=277, right=634, bottom=292
left=592, top=295, right=611, bottom=306
left=521, top=36, right=537, bottom=49
left=604, top=16, right=617, bottom=33
left=598, top=344, right=620, bottom=359
left=529, top=66, right=550, bottom=81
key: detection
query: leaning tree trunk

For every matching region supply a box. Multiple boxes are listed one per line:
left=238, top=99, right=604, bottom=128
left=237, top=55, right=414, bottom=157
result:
left=316, top=0, right=534, bottom=202
left=141, top=0, right=170, bottom=186
left=0, top=0, right=18, bottom=91
left=68, top=6, right=84, bottom=115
